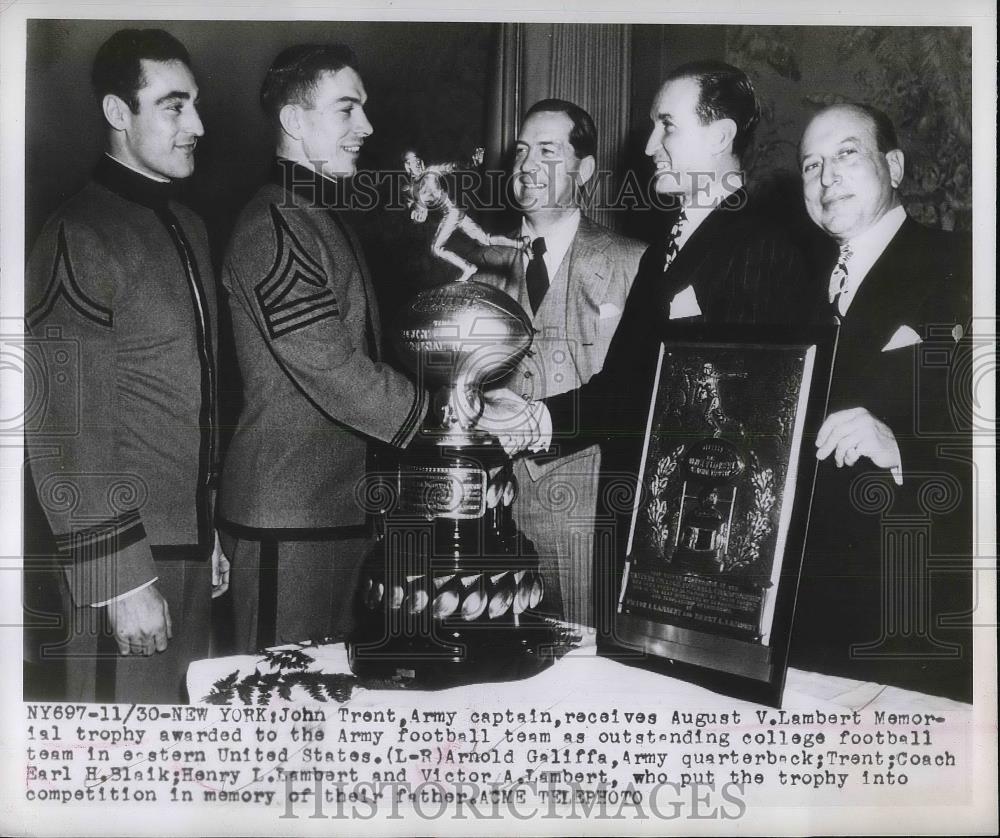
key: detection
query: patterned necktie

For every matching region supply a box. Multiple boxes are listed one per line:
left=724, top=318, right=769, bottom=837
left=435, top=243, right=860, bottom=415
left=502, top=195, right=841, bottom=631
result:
left=663, top=207, right=688, bottom=272
left=828, top=243, right=854, bottom=311
left=526, top=237, right=549, bottom=315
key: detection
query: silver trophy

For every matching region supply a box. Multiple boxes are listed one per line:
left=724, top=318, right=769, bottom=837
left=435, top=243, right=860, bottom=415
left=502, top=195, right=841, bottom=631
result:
left=347, top=151, right=557, bottom=684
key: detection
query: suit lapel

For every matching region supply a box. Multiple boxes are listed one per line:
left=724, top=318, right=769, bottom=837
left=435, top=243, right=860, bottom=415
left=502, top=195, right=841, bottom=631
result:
left=521, top=216, right=608, bottom=327
left=661, top=189, right=746, bottom=305
left=562, top=216, right=611, bottom=346
left=567, top=216, right=610, bottom=302
left=841, top=217, right=918, bottom=348
left=535, top=246, right=570, bottom=321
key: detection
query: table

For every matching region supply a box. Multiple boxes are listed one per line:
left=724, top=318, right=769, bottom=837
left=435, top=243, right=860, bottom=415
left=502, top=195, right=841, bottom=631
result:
left=182, top=633, right=981, bottom=834
left=187, top=634, right=968, bottom=712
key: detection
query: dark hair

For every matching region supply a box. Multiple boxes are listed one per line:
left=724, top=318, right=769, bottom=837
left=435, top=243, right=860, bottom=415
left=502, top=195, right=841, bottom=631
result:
left=663, top=60, right=760, bottom=160
left=522, top=98, right=598, bottom=160
left=849, top=103, right=900, bottom=153
left=260, top=43, right=358, bottom=125
left=91, top=29, right=192, bottom=113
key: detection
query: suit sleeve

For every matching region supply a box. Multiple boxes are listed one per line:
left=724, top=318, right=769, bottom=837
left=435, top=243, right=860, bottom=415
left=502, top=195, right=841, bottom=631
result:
left=25, top=219, right=158, bottom=606
left=893, top=235, right=972, bottom=483
left=543, top=247, right=664, bottom=458
left=542, top=222, right=807, bottom=456
left=225, top=204, right=428, bottom=447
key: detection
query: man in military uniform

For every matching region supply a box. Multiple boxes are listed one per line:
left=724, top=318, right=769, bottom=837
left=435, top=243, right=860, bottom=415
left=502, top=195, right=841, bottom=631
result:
left=218, top=44, right=429, bottom=651
left=25, top=29, right=223, bottom=703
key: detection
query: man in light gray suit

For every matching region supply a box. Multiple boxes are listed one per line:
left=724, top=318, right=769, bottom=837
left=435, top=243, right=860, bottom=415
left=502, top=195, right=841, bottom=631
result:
left=482, top=99, right=645, bottom=628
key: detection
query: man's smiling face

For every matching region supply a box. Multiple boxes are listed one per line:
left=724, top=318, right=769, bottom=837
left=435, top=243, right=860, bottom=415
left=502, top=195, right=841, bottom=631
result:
left=644, top=76, right=717, bottom=199
left=296, top=66, right=373, bottom=180
left=119, top=59, right=204, bottom=180
left=799, top=105, right=903, bottom=243
left=512, top=110, right=589, bottom=217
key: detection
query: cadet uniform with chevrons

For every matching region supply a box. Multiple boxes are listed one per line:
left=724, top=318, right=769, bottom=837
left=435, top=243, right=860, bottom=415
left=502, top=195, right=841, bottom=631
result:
left=24, top=155, right=217, bottom=703
left=219, top=159, right=428, bottom=650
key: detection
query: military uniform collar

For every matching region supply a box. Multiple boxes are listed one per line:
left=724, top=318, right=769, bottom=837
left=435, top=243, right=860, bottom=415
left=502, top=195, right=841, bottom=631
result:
left=271, top=158, right=347, bottom=209
left=94, top=154, right=177, bottom=209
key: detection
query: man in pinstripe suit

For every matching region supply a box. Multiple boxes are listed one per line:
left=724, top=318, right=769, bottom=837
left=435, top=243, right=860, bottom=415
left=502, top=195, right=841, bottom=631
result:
left=480, top=65, right=811, bottom=637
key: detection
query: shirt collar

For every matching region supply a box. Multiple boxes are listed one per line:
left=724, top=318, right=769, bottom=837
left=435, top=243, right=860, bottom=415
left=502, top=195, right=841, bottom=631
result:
left=837, top=204, right=907, bottom=314
left=521, top=210, right=581, bottom=277
left=95, top=154, right=176, bottom=209
left=106, top=153, right=170, bottom=183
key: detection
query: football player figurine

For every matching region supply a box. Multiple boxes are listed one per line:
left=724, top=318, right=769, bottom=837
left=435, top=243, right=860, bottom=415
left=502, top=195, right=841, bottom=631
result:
left=404, top=148, right=528, bottom=282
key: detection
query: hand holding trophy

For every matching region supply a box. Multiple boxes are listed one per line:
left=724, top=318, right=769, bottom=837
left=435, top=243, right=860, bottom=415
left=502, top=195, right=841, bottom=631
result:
left=477, top=387, right=544, bottom=457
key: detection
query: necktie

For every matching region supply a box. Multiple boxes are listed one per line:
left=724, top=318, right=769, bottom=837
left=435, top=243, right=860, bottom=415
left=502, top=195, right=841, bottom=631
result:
left=828, top=243, right=854, bottom=312
left=526, top=237, right=549, bottom=315
left=663, top=207, right=688, bottom=272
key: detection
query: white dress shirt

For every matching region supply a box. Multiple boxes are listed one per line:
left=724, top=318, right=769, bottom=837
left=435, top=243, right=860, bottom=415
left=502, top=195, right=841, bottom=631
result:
left=521, top=210, right=581, bottom=281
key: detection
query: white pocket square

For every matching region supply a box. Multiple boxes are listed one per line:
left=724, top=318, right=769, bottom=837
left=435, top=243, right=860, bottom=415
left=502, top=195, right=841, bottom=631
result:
left=881, top=325, right=922, bottom=352
left=598, top=303, right=621, bottom=320
left=669, top=285, right=702, bottom=319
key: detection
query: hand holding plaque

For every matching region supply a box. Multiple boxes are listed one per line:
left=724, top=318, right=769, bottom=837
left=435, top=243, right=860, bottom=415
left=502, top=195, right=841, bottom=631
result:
left=611, top=324, right=838, bottom=707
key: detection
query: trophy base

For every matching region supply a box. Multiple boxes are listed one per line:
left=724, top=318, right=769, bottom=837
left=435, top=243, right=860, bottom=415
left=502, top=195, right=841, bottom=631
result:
left=347, top=615, right=559, bottom=687
left=346, top=477, right=560, bottom=687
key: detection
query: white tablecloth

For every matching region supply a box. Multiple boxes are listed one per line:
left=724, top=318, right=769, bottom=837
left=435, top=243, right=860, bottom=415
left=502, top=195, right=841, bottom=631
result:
left=187, top=635, right=968, bottom=712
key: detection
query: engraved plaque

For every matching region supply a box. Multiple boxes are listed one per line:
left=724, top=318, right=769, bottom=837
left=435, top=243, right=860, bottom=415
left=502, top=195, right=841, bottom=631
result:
left=612, top=324, right=838, bottom=707
left=397, top=467, right=487, bottom=519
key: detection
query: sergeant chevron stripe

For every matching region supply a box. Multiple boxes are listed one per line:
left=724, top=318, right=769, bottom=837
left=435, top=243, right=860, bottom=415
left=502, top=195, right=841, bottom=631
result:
left=27, top=224, right=114, bottom=330
left=256, top=205, right=340, bottom=338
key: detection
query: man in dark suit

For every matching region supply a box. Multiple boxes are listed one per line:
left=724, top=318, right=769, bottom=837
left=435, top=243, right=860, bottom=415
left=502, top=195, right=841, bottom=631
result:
left=478, top=99, right=644, bottom=627
left=481, top=61, right=809, bottom=631
left=789, top=103, right=972, bottom=700
left=218, top=45, right=428, bottom=651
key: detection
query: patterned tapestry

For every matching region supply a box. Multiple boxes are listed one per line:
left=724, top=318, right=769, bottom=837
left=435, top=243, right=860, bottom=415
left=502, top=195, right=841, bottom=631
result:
left=726, top=26, right=972, bottom=232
